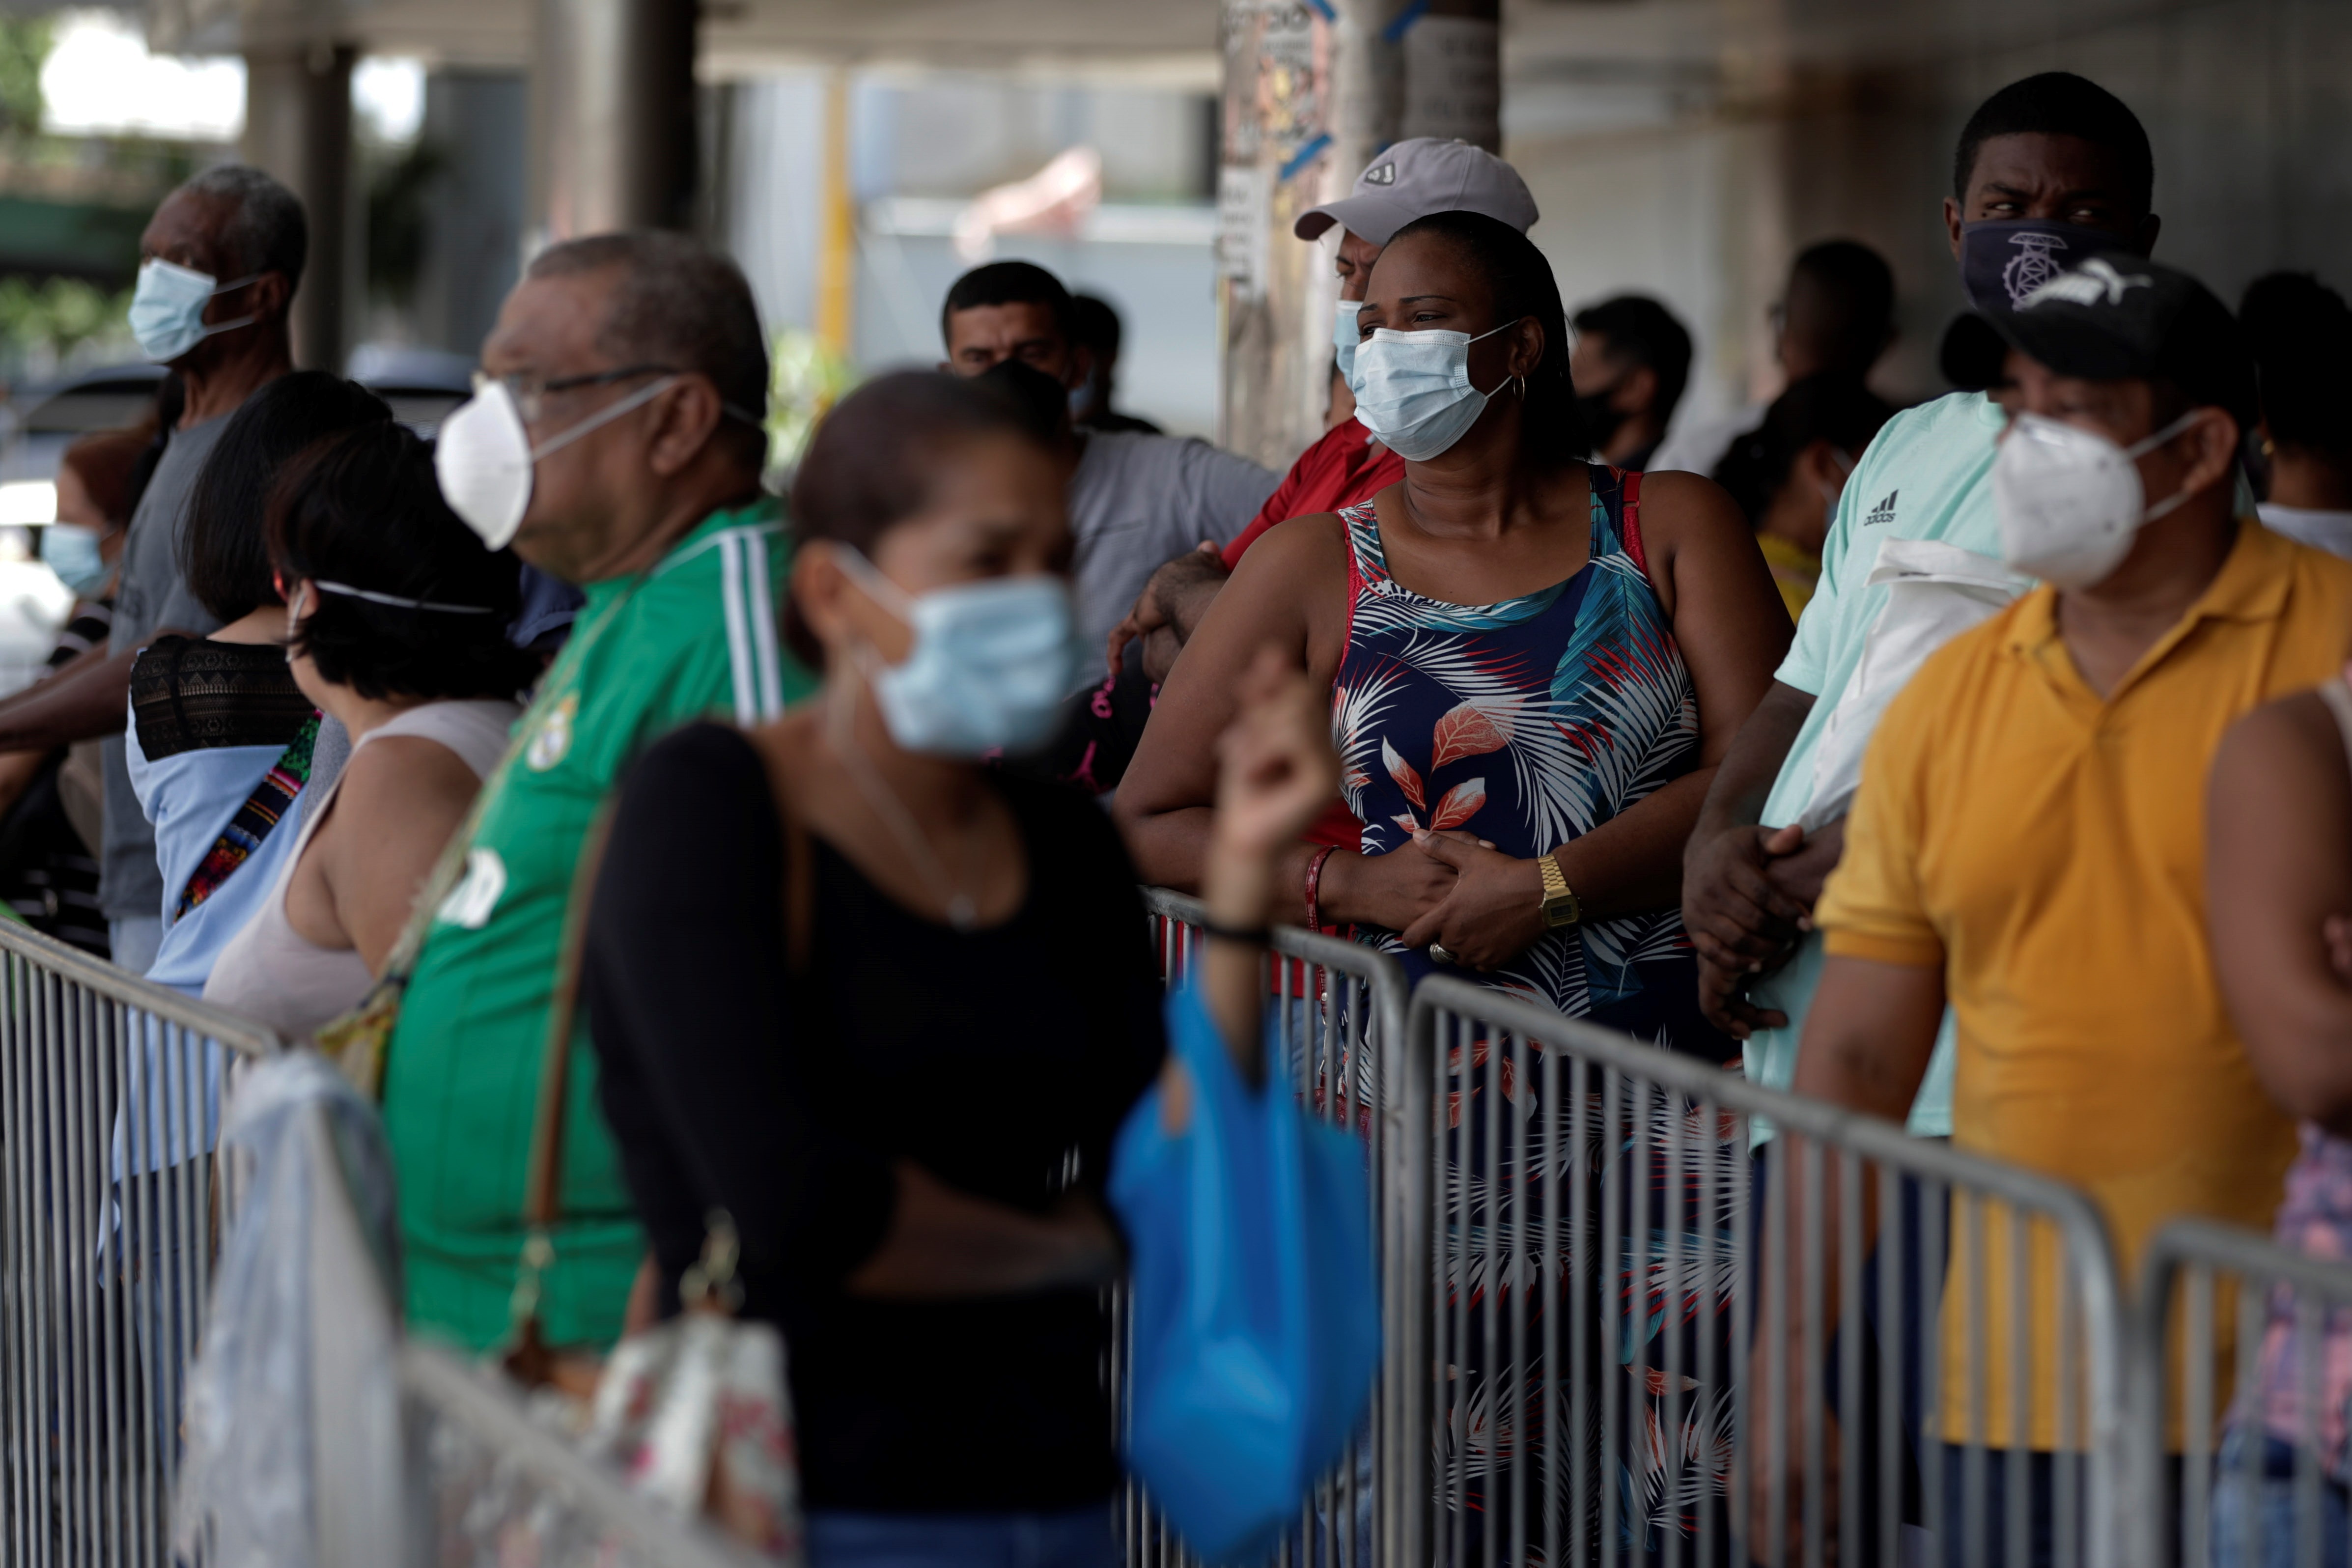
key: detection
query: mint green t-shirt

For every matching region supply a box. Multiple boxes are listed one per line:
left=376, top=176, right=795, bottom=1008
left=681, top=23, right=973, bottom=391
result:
left=387, top=503, right=815, bottom=1351
left=1741, top=390, right=2011, bottom=1138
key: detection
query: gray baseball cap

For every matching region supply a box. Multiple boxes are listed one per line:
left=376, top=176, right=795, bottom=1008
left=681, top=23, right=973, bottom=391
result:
left=1294, top=138, right=1539, bottom=246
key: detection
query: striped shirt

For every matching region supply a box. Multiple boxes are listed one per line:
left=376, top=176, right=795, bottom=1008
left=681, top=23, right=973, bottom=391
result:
left=384, top=500, right=814, bottom=1353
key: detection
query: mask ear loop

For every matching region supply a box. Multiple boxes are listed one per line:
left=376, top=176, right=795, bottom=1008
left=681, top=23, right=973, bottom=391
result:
left=282, top=580, right=309, bottom=666
left=526, top=374, right=682, bottom=461
left=2125, top=408, right=2212, bottom=525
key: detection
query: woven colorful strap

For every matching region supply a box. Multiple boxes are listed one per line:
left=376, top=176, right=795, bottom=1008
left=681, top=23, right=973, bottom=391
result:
left=173, top=710, right=322, bottom=920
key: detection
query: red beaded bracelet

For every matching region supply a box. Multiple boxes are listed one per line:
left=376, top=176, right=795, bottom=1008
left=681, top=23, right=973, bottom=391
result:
left=1303, top=844, right=1338, bottom=932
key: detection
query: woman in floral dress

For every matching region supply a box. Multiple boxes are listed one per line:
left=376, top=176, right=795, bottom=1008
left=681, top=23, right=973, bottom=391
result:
left=1117, top=211, right=1792, bottom=1559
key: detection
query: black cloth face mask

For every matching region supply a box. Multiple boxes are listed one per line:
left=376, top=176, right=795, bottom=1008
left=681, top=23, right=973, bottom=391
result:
left=1958, top=219, right=2132, bottom=312
left=1575, top=386, right=1629, bottom=451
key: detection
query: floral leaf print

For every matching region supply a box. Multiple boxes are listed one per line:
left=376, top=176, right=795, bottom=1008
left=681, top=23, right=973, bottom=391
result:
left=1381, top=736, right=1427, bottom=812
left=1430, top=699, right=1513, bottom=770
left=1428, top=778, right=1487, bottom=832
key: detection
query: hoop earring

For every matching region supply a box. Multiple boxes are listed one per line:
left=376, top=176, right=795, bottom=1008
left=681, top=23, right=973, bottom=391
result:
left=1514, top=375, right=1527, bottom=399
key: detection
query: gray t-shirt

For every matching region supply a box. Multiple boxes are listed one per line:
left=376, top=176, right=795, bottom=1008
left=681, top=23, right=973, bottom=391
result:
left=1066, top=430, right=1279, bottom=670
left=102, top=414, right=228, bottom=921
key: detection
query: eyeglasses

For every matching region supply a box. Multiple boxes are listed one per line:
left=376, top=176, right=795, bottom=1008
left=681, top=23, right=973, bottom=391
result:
left=473, top=364, right=676, bottom=424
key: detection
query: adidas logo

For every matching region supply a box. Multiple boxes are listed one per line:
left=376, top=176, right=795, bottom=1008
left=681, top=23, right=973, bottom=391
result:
left=1863, top=489, right=1899, bottom=527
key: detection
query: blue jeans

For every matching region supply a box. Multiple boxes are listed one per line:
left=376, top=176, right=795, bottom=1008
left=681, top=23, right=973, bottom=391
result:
left=806, top=1504, right=1118, bottom=1568
left=2212, top=1432, right=2352, bottom=1568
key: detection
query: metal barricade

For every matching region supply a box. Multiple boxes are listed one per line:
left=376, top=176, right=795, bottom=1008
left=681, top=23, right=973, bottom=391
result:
left=1401, top=973, right=2132, bottom=1568
left=403, top=1338, right=770, bottom=1568
left=1130, top=889, right=1411, bottom=1568
left=0, top=919, right=281, bottom=1568
left=2139, top=1217, right=2352, bottom=1568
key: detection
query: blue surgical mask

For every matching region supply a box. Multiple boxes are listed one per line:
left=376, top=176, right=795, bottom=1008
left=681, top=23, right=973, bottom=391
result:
left=1350, top=322, right=1516, bottom=462
left=128, top=258, right=260, bottom=364
left=1332, top=300, right=1366, bottom=390
left=836, top=546, right=1079, bottom=757
left=40, top=523, right=107, bottom=598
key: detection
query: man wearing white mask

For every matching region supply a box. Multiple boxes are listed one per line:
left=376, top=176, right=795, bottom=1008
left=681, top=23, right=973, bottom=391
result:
left=0, top=167, right=302, bottom=971
left=1769, top=257, right=2352, bottom=1555
left=385, top=231, right=814, bottom=1354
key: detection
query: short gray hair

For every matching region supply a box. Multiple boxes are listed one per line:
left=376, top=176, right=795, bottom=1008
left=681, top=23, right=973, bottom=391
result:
left=179, top=164, right=307, bottom=286
left=527, top=231, right=768, bottom=465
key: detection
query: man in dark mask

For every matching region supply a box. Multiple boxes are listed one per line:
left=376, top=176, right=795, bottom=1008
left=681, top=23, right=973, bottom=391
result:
left=1686, top=68, right=2158, bottom=1069
left=1678, top=71, right=2159, bottom=1547
left=1568, top=294, right=1693, bottom=471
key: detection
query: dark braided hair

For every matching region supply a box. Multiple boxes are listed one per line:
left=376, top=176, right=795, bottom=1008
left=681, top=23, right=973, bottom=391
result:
left=1384, top=209, right=1589, bottom=467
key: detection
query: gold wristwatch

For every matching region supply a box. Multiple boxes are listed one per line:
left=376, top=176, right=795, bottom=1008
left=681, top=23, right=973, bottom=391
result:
left=1537, top=852, right=1581, bottom=929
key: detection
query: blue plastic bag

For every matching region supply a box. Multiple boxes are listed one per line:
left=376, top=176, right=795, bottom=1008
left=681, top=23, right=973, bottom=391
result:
left=1108, top=978, right=1382, bottom=1566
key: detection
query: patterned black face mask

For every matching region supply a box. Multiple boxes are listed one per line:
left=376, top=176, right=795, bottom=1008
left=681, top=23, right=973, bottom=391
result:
left=1958, top=219, right=2131, bottom=313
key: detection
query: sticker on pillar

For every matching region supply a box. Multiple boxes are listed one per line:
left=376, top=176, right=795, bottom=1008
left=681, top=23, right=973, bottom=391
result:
left=436, top=847, right=507, bottom=929
left=526, top=692, right=577, bottom=771
left=1218, top=166, right=1271, bottom=302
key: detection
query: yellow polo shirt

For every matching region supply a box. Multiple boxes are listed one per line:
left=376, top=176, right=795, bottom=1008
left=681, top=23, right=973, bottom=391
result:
left=1818, top=519, right=2352, bottom=1449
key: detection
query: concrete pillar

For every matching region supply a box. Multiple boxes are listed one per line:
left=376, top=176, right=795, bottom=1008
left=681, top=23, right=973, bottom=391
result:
left=1214, top=0, right=1498, bottom=470
left=413, top=70, right=529, bottom=359
left=241, top=43, right=355, bottom=372
left=529, top=0, right=699, bottom=243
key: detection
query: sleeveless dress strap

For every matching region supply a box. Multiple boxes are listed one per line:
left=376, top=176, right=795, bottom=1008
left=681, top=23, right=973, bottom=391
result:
left=1620, top=469, right=1649, bottom=579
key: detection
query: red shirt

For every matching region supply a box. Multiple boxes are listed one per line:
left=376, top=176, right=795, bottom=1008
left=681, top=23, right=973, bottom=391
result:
left=1219, top=421, right=1406, bottom=569
left=1221, top=420, right=1404, bottom=859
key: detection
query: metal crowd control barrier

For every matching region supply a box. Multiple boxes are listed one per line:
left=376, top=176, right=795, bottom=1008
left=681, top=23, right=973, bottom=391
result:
left=1403, top=974, right=2132, bottom=1568
left=0, top=920, right=281, bottom=1568
left=1132, top=889, right=1410, bottom=1568
left=2139, top=1217, right=2352, bottom=1568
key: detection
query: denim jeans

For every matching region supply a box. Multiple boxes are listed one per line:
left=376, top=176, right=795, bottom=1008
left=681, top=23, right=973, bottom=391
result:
left=2212, top=1432, right=2352, bottom=1568
left=805, top=1503, right=1119, bottom=1568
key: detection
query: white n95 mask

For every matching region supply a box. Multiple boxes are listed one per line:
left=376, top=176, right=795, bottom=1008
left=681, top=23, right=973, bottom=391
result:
left=1332, top=300, right=1366, bottom=390
left=129, top=259, right=260, bottom=364
left=1350, top=322, right=1515, bottom=462
left=432, top=374, right=679, bottom=550
left=836, top=547, right=1079, bottom=758
left=1992, top=409, right=2203, bottom=588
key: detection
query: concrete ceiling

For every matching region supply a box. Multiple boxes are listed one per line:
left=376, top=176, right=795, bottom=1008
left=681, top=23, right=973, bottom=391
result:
left=155, top=0, right=2205, bottom=81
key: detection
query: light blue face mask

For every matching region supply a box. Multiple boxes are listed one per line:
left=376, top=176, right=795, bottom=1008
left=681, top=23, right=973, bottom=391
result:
left=1332, top=300, right=1366, bottom=390
left=40, top=524, right=107, bottom=598
left=128, top=258, right=260, bottom=364
left=1349, top=321, right=1517, bottom=462
left=836, top=546, right=1080, bottom=758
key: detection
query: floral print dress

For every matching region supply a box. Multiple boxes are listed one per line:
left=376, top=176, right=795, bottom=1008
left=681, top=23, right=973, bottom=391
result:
left=1332, top=468, right=1743, bottom=1559
left=1332, top=464, right=1725, bottom=1058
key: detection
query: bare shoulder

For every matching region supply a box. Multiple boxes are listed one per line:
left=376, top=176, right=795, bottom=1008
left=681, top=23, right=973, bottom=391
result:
left=1228, top=508, right=1351, bottom=585
left=1630, top=468, right=1749, bottom=547
left=2216, top=687, right=2349, bottom=797
left=333, top=732, right=484, bottom=832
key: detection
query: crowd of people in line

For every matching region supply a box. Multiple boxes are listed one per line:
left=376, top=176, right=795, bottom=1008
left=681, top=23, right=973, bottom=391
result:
left=7, top=57, right=2352, bottom=1568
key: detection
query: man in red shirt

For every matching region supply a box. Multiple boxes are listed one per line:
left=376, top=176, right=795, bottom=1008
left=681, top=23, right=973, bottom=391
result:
left=1105, top=138, right=1539, bottom=684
